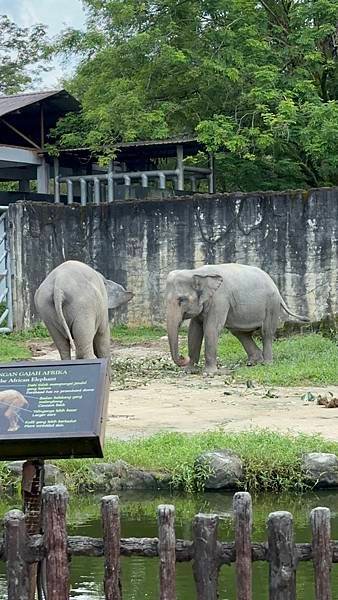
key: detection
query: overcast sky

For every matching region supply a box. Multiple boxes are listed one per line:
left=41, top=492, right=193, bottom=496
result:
left=3, top=0, right=87, bottom=89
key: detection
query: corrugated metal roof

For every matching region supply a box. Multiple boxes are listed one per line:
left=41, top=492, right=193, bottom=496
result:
left=58, top=137, right=199, bottom=153
left=0, top=90, right=73, bottom=117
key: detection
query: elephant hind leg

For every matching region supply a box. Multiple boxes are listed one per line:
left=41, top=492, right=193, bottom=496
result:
left=230, top=330, right=264, bottom=365
left=44, top=321, right=71, bottom=360
left=187, top=318, right=203, bottom=373
left=93, top=324, right=111, bottom=361
left=71, top=320, right=96, bottom=359
left=262, top=307, right=279, bottom=363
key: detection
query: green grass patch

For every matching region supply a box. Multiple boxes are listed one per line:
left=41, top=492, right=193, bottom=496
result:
left=216, top=332, right=337, bottom=385
left=111, top=324, right=166, bottom=344
left=46, top=430, right=338, bottom=494
left=0, top=324, right=50, bottom=362
left=10, top=323, right=50, bottom=342
left=0, top=335, right=31, bottom=362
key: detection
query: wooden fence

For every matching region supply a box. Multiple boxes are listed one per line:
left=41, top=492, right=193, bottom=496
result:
left=1, top=484, right=336, bottom=599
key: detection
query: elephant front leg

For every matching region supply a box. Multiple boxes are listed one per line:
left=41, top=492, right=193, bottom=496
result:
left=186, top=318, right=203, bottom=374
left=203, top=321, right=220, bottom=376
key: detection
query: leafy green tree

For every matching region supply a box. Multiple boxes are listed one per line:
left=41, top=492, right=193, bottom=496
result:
left=0, top=15, right=48, bottom=95
left=52, top=0, right=338, bottom=189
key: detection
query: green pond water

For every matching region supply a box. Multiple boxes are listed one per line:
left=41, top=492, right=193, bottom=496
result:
left=1, top=489, right=338, bottom=599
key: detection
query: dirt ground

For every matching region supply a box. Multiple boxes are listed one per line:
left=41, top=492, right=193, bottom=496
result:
left=30, top=338, right=338, bottom=441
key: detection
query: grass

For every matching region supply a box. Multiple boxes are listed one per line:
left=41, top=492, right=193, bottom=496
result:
left=0, top=325, right=336, bottom=385
left=31, top=430, right=338, bottom=494
left=0, top=335, right=31, bottom=362
left=216, top=332, right=338, bottom=385
left=110, top=324, right=166, bottom=344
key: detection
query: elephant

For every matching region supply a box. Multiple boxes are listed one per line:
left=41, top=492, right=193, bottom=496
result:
left=166, top=263, right=310, bottom=375
left=0, top=390, right=28, bottom=432
left=34, top=260, right=133, bottom=361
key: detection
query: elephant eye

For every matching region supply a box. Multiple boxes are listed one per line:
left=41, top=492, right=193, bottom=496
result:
left=178, top=296, right=188, bottom=305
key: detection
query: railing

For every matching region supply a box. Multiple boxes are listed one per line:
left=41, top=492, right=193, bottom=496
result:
left=0, top=210, right=13, bottom=333
left=1, top=486, right=336, bottom=599
left=55, top=166, right=212, bottom=205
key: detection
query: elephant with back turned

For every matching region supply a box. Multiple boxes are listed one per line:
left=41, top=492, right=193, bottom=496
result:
left=166, top=263, right=310, bottom=375
left=35, top=260, right=133, bottom=362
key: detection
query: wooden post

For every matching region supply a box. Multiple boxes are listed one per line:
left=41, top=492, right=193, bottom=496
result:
left=158, top=504, right=176, bottom=600
left=311, top=507, right=332, bottom=600
left=192, top=513, right=219, bottom=600
left=233, top=492, right=252, bottom=600
left=4, top=509, right=29, bottom=600
left=42, top=485, right=69, bottom=600
left=101, top=495, right=121, bottom=600
left=268, top=511, right=296, bottom=600
left=22, top=459, right=45, bottom=600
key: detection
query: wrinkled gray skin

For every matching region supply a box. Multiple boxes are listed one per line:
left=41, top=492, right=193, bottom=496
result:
left=166, top=263, right=310, bottom=375
left=34, top=260, right=133, bottom=361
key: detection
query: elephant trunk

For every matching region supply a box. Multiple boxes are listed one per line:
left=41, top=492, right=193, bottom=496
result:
left=166, top=304, right=190, bottom=368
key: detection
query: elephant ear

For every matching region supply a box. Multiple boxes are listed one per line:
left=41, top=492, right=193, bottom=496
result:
left=192, top=274, right=223, bottom=304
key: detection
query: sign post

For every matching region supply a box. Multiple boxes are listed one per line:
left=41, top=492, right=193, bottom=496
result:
left=0, top=358, right=109, bottom=599
left=0, top=358, right=108, bottom=459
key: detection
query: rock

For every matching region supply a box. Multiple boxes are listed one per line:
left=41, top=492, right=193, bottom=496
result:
left=6, top=460, right=25, bottom=476
left=88, top=460, right=169, bottom=493
left=44, top=464, right=65, bottom=486
left=27, top=342, right=47, bottom=357
left=6, top=461, right=64, bottom=485
left=195, top=450, right=243, bottom=490
left=302, top=452, right=338, bottom=487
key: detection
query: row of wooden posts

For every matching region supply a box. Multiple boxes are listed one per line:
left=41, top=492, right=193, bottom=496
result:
left=2, top=484, right=336, bottom=599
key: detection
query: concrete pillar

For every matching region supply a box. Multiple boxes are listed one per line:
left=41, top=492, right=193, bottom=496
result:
left=176, top=144, right=184, bottom=191
left=208, top=153, right=215, bottom=194
left=37, top=159, right=50, bottom=194
left=19, top=180, right=30, bottom=193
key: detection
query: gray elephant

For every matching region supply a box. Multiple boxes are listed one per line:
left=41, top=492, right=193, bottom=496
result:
left=166, top=263, right=310, bottom=375
left=34, top=260, right=133, bottom=361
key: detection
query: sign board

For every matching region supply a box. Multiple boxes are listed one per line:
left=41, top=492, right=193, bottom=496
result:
left=0, top=359, right=108, bottom=460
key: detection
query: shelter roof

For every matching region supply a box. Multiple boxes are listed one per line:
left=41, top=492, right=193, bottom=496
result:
left=0, top=90, right=80, bottom=118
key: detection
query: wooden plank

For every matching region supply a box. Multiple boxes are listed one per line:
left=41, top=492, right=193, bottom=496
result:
left=42, top=485, right=69, bottom=600
left=4, top=509, right=29, bottom=600
left=192, top=513, right=219, bottom=600
left=101, top=495, right=121, bottom=600
left=158, top=504, right=176, bottom=600
left=233, top=492, right=252, bottom=600
left=311, top=507, right=332, bottom=600
left=268, top=511, right=296, bottom=600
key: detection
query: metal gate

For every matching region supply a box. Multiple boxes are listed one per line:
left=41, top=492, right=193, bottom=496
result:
left=0, top=210, right=13, bottom=332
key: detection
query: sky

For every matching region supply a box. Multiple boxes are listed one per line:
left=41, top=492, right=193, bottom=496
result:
left=2, top=0, right=87, bottom=89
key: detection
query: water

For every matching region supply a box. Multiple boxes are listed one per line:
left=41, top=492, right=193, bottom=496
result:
left=1, top=490, right=338, bottom=599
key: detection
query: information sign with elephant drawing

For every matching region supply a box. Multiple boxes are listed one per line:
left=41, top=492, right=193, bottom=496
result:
left=0, top=359, right=108, bottom=460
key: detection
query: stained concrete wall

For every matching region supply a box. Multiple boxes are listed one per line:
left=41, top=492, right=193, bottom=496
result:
left=8, top=187, right=338, bottom=329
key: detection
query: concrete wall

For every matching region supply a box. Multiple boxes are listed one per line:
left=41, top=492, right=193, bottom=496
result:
left=8, top=187, right=338, bottom=329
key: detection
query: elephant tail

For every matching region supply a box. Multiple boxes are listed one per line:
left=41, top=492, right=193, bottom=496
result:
left=280, top=298, right=310, bottom=322
left=54, top=287, right=76, bottom=353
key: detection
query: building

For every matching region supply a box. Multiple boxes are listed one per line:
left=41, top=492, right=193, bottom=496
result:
left=0, top=90, right=215, bottom=205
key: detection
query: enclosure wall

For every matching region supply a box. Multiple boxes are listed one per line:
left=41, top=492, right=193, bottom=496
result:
left=8, top=187, right=338, bottom=329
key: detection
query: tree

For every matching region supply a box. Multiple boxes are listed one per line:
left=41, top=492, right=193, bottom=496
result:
left=52, top=0, right=338, bottom=190
left=0, top=15, right=48, bottom=95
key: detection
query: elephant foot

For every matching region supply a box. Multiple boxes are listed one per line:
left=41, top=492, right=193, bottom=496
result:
left=203, top=365, right=218, bottom=377
left=247, top=354, right=264, bottom=367
left=185, top=364, right=200, bottom=375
